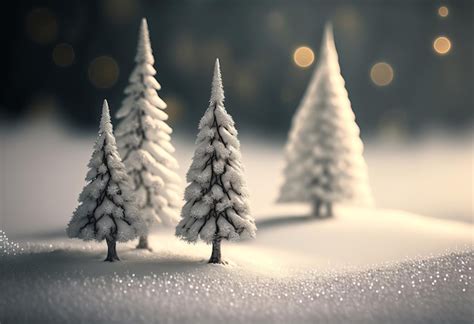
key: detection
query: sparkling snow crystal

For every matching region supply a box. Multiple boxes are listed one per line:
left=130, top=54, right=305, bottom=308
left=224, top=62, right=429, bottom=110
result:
left=115, top=18, right=180, bottom=233
left=1, top=249, right=471, bottom=323
left=176, top=59, right=256, bottom=245
left=279, top=23, right=374, bottom=215
left=0, top=230, right=23, bottom=256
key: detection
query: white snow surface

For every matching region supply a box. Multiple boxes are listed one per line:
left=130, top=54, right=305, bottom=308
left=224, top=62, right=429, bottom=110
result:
left=0, top=209, right=472, bottom=323
left=0, top=120, right=473, bottom=322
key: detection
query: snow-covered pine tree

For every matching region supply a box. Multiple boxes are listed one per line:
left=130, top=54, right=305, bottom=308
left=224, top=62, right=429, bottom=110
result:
left=115, top=18, right=181, bottom=250
left=67, top=100, right=145, bottom=262
left=176, top=59, right=256, bottom=264
left=278, top=23, right=374, bottom=217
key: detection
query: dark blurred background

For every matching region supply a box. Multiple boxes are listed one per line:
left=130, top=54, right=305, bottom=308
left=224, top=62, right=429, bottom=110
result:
left=1, top=0, right=472, bottom=139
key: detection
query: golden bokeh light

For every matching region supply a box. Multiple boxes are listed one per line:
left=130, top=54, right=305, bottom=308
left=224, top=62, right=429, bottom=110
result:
left=26, top=95, right=59, bottom=121
left=162, top=95, right=184, bottom=123
left=88, top=56, right=120, bottom=89
left=267, top=11, right=285, bottom=32
left=293, top=46, right=315, bottom=68
left=25, top=8, right=58, bottom=44
left=370, top=62, right=394, bottom=87
left=102, top=0, right=139, bottom=23
left=433, top=36, right=451, bottom=55
left=235, top=70, right=257, bottom=100
left=334, top=6, right=362, bottom=37
left=438, top=6, right=449, bottom=18
left=52, top=43, right=75, bottom=67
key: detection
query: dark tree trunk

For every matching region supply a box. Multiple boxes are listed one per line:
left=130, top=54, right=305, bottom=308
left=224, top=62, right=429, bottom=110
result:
left=326, top=202, right=333, bottom=217
left=136, top=235, right=151, bottom=251
left=209, top=236, right=222, bottom=264
left=105, top=237, right=120, bottom=262
left=312, top=199, right=322, bottom=217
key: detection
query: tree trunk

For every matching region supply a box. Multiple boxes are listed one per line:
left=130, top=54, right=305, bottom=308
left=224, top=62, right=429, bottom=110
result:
left=136, top=235, right=151, bottom=251
left=209, top=236, right=222, bottom=264
left=104, top=237, right=120, bottom=262
left=326, top=202, right=333, bottom=217
left=312, top=199, right=322, bottom=217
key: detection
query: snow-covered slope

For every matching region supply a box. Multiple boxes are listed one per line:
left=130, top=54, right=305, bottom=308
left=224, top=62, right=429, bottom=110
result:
left=1, top=248, right=472, bottom=323
left=1, top=213, right=472, bottom=323
left=254, top=206, right=473, bottom=269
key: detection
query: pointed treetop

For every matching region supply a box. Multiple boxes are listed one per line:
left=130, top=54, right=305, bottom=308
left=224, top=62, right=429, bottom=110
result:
left=319, top=21, right=338, bottom=67
left=278, top=21, right=373, bottom=208
left=100, top=99, right=112, bottom=133
left=136, top=18, right=154, bottom=64
left=210, top=58, right=225, bottom=104
left=323, top=22, right=334, bottom=44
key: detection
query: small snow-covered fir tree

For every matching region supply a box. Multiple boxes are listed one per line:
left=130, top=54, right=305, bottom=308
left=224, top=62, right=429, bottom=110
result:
left=115, top=18, right=181, bottom=250
left=67, top=100, right=145, bottom=262
left=176, top=59, right=256, bottom=264
left=278, top=23, right=374, bottom=217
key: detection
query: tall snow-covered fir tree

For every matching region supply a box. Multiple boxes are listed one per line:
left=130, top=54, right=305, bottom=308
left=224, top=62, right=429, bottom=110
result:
left=278, top=23, right=374, bottom=217
left=115, top=18, right=181, bottom=250
left=67, top=100, right=145, bottom=262
left=176, top=59, right=256, bottom=264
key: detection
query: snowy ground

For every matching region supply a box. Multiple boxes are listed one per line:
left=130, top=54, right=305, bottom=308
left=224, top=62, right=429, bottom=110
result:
left=1, top=214, right=472, bottom=323
left=1, top=120, right=473, bottom=322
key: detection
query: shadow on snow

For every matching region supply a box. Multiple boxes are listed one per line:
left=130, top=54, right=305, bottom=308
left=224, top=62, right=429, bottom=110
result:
left=256, top=214, right=331, bottom=230
left=0, top=248, right=214, bottom=278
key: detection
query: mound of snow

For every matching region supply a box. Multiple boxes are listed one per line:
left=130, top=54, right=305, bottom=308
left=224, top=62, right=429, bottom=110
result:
left=251, top=206, right=473, bottom=269
left=1, top=244, right=471, bottom=323
left=1, top=207, right=473, bottom=323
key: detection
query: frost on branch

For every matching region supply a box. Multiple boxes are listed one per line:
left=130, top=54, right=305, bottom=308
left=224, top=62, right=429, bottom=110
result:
left=176, top=59, right=256, bottom=263
left=278, top=23, right=374, bottom=217
left=115, top=18, right=180, bottom=246
left=67, top=100, right=145, bottom=260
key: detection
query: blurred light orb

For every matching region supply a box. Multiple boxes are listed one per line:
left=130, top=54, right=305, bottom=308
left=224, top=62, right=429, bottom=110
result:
left=370, top=62, right=394, bottom=86
left=52, top=43, right=75, bottom=67
left=267, top=11, right=286, bottom=32
left=173, top=34, right=196, bottom=72
left=334, top=6, right=363, bottom=37
left=162, top=95, right=184, bottom=123
left=235, top=70, right=258, bottom=100
left=433, top=36, right=451, bottom=55
left=88, top=56, right=120, bottom=89
left=438, top=6, right=449, bottom=18
left=27, top=94, right=59, bottom=121
left=25, top=8, right=58, bottom=44
left=293, top=46, right=315, bottom=68
left=103, top=0, right=138, bottom=23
